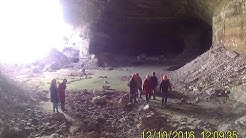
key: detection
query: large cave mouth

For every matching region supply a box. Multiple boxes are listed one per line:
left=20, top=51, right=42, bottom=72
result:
left=60, top=0, right=215, bottom=66
left=89, top=16, right=212, bottom=59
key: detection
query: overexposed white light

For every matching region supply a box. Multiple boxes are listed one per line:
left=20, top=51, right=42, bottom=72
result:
left=0, top=0, right=72, bottom=64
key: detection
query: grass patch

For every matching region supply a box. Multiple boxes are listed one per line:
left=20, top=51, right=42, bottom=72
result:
left=14, top=65, right=170, bottom=92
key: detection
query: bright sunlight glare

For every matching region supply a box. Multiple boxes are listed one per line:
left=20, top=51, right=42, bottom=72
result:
left=0, top=0, right=72, bottom=64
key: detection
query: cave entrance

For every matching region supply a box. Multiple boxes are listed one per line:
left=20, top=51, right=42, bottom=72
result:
left=89, top=16, right=212, bottom=60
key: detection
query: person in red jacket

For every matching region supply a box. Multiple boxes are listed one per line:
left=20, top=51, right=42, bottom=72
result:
left=143, top=75, right=152, bottom=102
left=58, top=79, right=67, bottom=111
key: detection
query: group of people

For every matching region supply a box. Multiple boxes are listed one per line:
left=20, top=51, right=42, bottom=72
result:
left=129, top=72, right=172, bottom=107
left=49, top=72, right=171, bottom=112
left=50, top=79, right=67, bottom=113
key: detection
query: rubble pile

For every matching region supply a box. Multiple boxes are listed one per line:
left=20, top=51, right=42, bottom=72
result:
left=170, top=46, right=246, bottom=103
left=65, top=91, right=145, bottom=138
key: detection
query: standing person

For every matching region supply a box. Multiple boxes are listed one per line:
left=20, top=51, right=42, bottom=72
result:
left=150, top=72, right=158, bottom=100
left=128, top=74, right=138, bottom=103
left=135, top=73, right=143, bottom=99
left=143, top=75, right=152, bottom=102
left=50, top=79, right=59, bottom=113
left=159, top=75, right=172, bottom=107
left=58, top=79, right=67, bottom=111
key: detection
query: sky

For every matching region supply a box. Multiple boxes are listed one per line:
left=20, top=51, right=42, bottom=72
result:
left=0, top=0, right=72, bottom=64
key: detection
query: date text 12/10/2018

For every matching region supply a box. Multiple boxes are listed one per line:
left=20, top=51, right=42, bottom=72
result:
left=141, top=130, right=238, bottom=138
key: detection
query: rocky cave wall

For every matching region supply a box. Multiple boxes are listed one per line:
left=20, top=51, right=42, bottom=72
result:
left=213, top=0, right=246, bottom=54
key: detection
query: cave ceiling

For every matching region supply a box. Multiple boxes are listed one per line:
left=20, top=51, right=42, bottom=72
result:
left=60, top=0, right=229, bottom=26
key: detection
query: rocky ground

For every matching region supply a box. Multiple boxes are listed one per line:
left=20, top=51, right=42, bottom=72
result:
left=0, top=46, right=246, bottom=138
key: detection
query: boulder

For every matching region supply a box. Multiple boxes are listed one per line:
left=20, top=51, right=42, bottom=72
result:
left=217, top=124, right=231, bottom=131
left=63, top=47, right=80, bottom=63
left=49, top=63, right=62, bottom=70
left=207, top=89, right=230, bottom=99
left=41, top=49, right=70, bottom=68
left=86, top=131, right=101, bottom=138
left=143, top=104, right=150, bottom=111
left=232, top=85, right=246, bottom=104
left=193, top=97, right=200, bottom=104
left=92, top=89, right=98, bottom=94
left=235, top=116, right=246, bottom=127
left=180, top=98, right=187, bottom=104
left=118, top=94, right=129, bottom=108
left=226, top=50, right=238, bottom=59
left=102, top=85, right=110, bottom=90
left=92, top=96, right=107, bottom=104
left=139, top=116, right=173, bottom=130
left=50, top=113, right=66, bottom=122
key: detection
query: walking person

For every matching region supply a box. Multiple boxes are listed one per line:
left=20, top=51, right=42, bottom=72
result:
left=128, top=74, right=138, bottom=103
left=50, top=79, right=59, bottom=113
left=143, top=75, right=152, bottom=102
left=135, top=73, right=143, bottom=99
left=150, top=72, right=158, bottom=100
left=58, top=79, right=67, bottom=111
left=159, top=75, right=172, bottom=107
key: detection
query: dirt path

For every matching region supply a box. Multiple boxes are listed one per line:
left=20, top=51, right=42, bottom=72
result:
left=147, top=94, right=246, bottom=137
left=41, top=101, right=81, bottom=135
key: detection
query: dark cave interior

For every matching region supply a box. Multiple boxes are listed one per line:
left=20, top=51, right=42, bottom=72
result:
left=89, top=16, right=212, bottom=57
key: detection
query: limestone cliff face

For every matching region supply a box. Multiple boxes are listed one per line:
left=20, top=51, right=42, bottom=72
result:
left=213, top=0, right=246, bottom=54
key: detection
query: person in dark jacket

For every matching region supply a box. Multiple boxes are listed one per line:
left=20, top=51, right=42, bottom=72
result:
left=58, top=79, right=67, bottom=111
left=128, top=74, right=138, bottom=103
left=150, top=72, right=158, bottom=100
left=159, top=75, right=172, bottom=107
left=50, top=79, right=59, bottom=113
left=143, top=75, right=152, bottom=102
left=135, top=73, right=143, bottom=99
